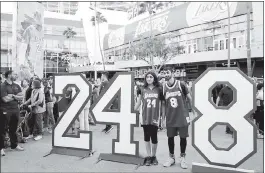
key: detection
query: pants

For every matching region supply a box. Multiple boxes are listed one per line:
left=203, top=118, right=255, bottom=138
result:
left=27, top=113, right=34, bottom=135
left=43, top=102, right=55, bottom=128
left=53, top=102, right=59, bottom=123
left=255, top=107, right=264, bottom=134
left=0, top=108, right=19, bottom=149
left=32, top=112, right=44, bottom=136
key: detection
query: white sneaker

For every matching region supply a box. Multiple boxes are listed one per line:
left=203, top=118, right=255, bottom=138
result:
left=48, top=129, right=53, bottom=134
left=180, top=156, right=188, bottom=169
left=34, top=135, right=43, bottom=141
left=26, top=134, right=34, bottom=139
left=1, top=149, right=5, bottom=156
left=12, top=145, right=24, bottom=151
left=42, top=127, right=48, bottom=133
left=258, top=134, right=264, bottom=139
left=163, top=157, right=175, bottom=167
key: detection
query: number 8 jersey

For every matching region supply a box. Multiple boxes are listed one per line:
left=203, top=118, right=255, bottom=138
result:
left=164, top=80, right=189, bottom=127
left=141, top=87, right=162, bottom=126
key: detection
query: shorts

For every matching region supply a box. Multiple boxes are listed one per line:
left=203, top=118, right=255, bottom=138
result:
left=167, top=126, right=189, bottom=138
left=142, top=125, right=158, bottom=144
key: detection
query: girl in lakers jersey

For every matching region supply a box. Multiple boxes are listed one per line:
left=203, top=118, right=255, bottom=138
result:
left=135, top=71, right=163, bottom=166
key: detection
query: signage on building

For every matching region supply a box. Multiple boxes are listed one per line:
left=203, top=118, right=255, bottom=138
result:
left=134, top=11, right=170, bottom=38
left=186, top=2, right=238, bottom=26
left=133, top=67, right=186, bottom=78
left=103, top=2, right=250, bottom=50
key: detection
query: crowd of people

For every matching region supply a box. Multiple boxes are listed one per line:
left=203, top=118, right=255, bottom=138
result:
left=0, top=69, right=263, bottom=170
left=0, top=70, right=100, bottom=157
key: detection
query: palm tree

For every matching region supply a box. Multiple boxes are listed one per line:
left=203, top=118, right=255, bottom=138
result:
left=90, top=5, right=108, bottom=71
left=62, top=27, right=77, bottom=72
left=90, top=12, right=107, bottom=26
left=63, top=27, right=77, bottom=39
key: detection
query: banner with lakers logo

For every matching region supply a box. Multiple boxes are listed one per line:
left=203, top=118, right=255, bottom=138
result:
left=12, top=2, right=44, bottom=80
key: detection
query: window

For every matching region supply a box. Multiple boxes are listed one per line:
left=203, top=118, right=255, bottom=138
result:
left=238, top=36, right=244, bottom=48
left=188, top=45, right=191, bottom=54
left=214, top=40, right=219, bottom=50
left=196, top=38, right=203, bottom=52
left=193, top=44, right=197, bottom=53
left=48, top=2, right=60, bottom=13
left=233, top=38, right=237, bottom=48
left=204, top=36, right=213, bottom=51
left=220, top=40, right=224, bottom=50
left=46, top=39, right=53, bottom=48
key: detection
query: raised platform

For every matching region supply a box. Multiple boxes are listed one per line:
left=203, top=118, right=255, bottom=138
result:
left=44, top=147, right=95, bottom=159
left=192, top=162, right=255, bottom=173
left=97, top=153, right=145, bottom=169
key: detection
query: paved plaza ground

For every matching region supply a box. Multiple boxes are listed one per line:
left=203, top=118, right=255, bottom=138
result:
left=1, top=124, right=264, bottom=172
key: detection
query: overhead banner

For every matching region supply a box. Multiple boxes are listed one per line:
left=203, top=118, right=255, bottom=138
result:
left=103, top=2, right=252, bottom=50
left=12, top=2, right=44, bottom=80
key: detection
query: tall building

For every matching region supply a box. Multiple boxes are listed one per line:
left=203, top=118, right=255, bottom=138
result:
left=1, top=2, right=129, bottom=77
left=103, top=2, right=264, bottom=79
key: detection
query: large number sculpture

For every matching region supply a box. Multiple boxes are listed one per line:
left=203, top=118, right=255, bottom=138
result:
left=48, top=68, right=257, bottom=171
left=191, top=67, right=257, bottom=172
left=46, top=72, right=144, bottom=166
left=47, top=74, right=93, bottom=157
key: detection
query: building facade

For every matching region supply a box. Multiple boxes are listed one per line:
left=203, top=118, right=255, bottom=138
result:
left=1, top=2, right=129, bottom=77
left=103, top=2, right=264, bottom=79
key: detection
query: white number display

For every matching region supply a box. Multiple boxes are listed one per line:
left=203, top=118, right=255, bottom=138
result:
left=90, top=73, right=139, bottom=156
left=53, top=74, right=92, bottom=150
left=170, top=98, right=178, bottom=108
left=147, top=99, right=156, bottom=108
left=192, top=68, right=257, bottom=167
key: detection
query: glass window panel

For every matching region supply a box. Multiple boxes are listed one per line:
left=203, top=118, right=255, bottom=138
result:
left=193, top=44, right=197, bottom=53
left=233, top=38, right=237, bottom=48
left=214, top=40, right=219, bottom=50
left=238, top=36, right=244, bottom=47
left=220, top=40, right=224, bottom=50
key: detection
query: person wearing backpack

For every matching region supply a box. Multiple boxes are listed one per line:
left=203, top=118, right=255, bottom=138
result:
left=22, top=79, right=45, bottom=141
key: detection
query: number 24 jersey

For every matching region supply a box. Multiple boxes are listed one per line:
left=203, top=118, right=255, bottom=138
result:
left=141, top=86, right=163, bottom=126
left=163, top=80, right=189, bottom=127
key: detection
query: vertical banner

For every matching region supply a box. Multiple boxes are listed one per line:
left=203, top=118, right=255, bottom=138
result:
left=12, top=2, right=44, bottom=80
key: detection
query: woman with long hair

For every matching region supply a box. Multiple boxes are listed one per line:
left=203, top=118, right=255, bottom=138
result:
left=134, top=71, right=163, bottom=166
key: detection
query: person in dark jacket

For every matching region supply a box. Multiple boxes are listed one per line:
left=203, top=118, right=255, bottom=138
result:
left=99, top=72, right=115, bottom=134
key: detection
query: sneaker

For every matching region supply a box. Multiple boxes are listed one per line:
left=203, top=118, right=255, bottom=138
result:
left=11, top=145, right=24, bottom=151
left=105, top=126, right=114, bottom=134
left=34, top=135, right=43, bottom=141
left=258, top=133, right=264, bottom=139
left=26, top=134, right=34, bottom=140
left=1, top=149, right=5, bottom=156
left=42, top=127, right=48, bottom=133
left=163, top=157, right=175, bottom=167
left=145, top=157, right=152, bottom=166
left=180, top=156, right=188, bottom=169
left=151, top=156, right=158, bottom=165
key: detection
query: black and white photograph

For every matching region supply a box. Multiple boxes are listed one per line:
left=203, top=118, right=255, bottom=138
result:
left=0, top=1, right=264, bottom=172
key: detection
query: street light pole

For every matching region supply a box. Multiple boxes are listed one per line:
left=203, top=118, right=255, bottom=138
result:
left=246, top=2, right=252, bottom=77
left=227, top=2, right=231, bottom=67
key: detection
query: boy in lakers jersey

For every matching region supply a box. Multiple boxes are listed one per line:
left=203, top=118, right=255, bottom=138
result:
left=161, top=67, right=195, bottom=169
